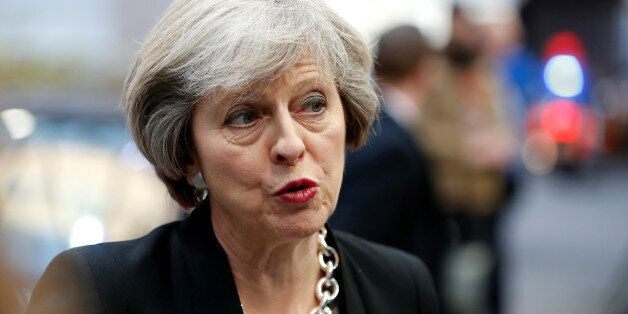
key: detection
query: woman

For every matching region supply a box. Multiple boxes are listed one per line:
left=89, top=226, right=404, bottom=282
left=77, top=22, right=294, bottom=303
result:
left=27, top=0, right=438, bottom=313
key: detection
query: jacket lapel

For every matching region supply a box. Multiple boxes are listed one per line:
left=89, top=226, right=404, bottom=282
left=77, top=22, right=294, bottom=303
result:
left=327, top=227, right=367, bottom=314
left=170, top=200, right=244, bottom=313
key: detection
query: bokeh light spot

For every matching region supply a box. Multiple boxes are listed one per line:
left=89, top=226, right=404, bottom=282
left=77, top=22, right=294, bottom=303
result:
left=540, top=99, right=583, bottom=144
left=0, top=108, right=37, bottom=140
left=69, top=215, right=105, bottom=248
left=543, top=55, right=584, bottom=98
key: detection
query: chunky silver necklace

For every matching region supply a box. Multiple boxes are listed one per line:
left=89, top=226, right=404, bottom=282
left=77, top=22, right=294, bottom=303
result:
left=311, top=227, right=340, bottom=314
left=240, top=227, right=340, bottom=314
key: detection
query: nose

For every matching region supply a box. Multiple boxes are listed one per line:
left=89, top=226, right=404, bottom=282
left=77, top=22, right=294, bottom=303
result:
left=270, top=112, right=305, bottom=165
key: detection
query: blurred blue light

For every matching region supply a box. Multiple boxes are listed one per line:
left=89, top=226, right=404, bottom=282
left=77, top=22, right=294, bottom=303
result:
left=543, top=55, right=584, bottom=98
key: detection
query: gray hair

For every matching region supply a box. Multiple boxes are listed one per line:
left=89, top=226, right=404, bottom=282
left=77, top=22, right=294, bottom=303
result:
left=124, top=0, right=379, bottom=208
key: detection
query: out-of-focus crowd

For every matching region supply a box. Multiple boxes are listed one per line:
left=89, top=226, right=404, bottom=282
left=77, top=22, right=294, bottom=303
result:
left=332, top=2, right=627, bottom=313
left=330, top=6, right=527, bottom=313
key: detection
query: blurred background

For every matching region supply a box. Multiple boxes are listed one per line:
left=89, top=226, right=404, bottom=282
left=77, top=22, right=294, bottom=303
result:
left=0, top=0, right=626, bottom=313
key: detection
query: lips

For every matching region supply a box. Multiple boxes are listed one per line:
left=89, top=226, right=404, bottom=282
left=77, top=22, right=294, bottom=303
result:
left=273, top=179, right=319, bottom=203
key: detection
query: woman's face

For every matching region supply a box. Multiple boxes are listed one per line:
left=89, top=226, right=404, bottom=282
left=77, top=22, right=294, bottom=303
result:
left=189, top=61, right=346, bottom=240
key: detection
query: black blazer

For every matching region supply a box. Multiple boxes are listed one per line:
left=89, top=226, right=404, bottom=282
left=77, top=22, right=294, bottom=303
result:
left=27, top=200, right=438, bottom=313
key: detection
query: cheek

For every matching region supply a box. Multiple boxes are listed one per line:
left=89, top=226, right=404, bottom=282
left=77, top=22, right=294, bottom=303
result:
left=328, top=132, right=346, bottom=190
left=199, top=141, right=265, bottom=193
left=317, top=113, right=346, bottom=198
left=329, top=108, right=347, bottom=171
left=324, top=125, right=346, bottom=173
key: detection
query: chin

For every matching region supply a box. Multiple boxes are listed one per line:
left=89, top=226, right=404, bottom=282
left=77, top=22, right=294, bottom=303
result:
left=268, top=205, right=331, bottom=240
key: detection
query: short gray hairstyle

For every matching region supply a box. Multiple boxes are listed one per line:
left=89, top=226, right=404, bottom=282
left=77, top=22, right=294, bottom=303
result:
left=124, top=0, right=379, bottom=208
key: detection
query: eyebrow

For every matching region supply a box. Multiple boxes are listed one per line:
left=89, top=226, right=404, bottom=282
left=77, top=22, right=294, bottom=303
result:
left=210, top=73, right=334, bottom=111
left=234, top=76, right=331, bottom=102
left=215, top=88, right=264, bottom=107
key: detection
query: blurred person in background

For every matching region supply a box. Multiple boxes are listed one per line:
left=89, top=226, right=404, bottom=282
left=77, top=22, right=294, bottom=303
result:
left=0, top=261, right=22, bottom=313
left=26, top=0, right=439, bottom=313
left=418, top=6, right=518, bottom=314
left=330, top=25, right=452, bottom=298
left=1, top=130, right=25, bottom=313
left=0, top=222, right=25, bottom=313
left=0, top=249, right=23, bottom=313
left=481, top=8, right=543, bottom=125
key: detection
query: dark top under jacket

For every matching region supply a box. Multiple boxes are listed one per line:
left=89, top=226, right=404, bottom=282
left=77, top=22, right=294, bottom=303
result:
left=27, top=199, right=438, bottom=314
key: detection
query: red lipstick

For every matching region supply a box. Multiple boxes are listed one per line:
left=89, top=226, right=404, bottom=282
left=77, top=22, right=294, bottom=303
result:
left=273, top=179, right=318, bottom=203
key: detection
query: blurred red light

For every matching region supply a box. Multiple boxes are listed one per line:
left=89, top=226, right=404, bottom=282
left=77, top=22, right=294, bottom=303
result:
left=542, top=31, right=587, bottom=64
left=539, top=99, right=583, bottom=144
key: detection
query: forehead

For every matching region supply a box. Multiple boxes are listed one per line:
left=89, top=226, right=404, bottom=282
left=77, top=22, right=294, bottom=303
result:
left=281, top=61, right=325, bottom=80
left=215, top=61, right=335, bottom=103
left=273, top=62, right=335, bottom=91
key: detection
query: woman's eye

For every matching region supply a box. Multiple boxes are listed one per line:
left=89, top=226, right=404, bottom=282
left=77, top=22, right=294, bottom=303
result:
left=301, top=94, right=327, bottom=114
left=225, top=109, right=259, bottom=127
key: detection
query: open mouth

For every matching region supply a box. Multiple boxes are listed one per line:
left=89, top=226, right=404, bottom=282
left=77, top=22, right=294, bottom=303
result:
left=287, top=185, right=308, bottom=192
left=274, top=179, right=318, bottom=196
left=273, top=179, right=319, bottom=203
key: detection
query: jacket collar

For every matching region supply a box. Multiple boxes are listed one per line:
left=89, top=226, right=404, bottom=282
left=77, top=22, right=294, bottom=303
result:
left=172, top=199, right=365, bottom=313
left=327, top=227, right=366, bottom=314
left=171, top=198, right=243, bottom=313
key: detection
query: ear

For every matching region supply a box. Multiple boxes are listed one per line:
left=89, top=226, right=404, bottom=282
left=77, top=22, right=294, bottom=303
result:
left=185, top=149, right=202, bottom=187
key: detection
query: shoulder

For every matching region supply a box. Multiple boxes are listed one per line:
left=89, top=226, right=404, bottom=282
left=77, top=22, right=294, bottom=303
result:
left=345, top=115, right=422, bottom=174
left=26, top=248, right=101, bottom=313
left=334, top=229, right=432, bottom=279
left=333, top=230, right=439, bottom=313
left=358, top=115, right=416, bottom=156
left=27, top=220, right=182, bottom=313
left=68, top=219, right=181, bottom=278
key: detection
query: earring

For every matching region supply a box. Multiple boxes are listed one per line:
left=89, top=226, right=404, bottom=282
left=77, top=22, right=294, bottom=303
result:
left=190, top=172, right=207, bottom=190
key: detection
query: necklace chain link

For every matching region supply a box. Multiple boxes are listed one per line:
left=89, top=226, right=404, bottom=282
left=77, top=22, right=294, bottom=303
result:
left=310, top=227, right=339, bottom=314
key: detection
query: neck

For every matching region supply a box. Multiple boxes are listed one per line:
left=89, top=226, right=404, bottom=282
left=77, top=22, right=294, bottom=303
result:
left=212, top=210, right=320, bottom=313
